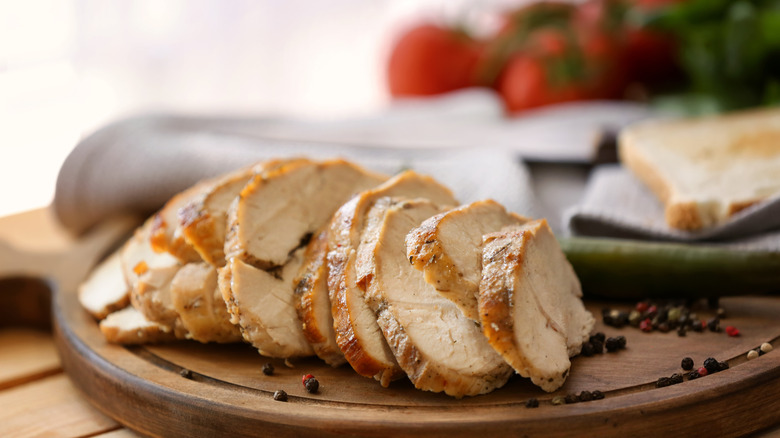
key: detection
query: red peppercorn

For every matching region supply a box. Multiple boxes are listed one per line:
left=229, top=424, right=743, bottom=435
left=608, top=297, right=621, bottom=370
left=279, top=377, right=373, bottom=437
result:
left=640, top=318, right=653, bottom=332
left=697, top=366, right=708, bottom=377
left=636, top=301, right=649, bottom=313
left=647, top=305, right=658, bottom=316
left=302, top=374, right=315, bottom=385
left=725, top=326, right=740, bottom=337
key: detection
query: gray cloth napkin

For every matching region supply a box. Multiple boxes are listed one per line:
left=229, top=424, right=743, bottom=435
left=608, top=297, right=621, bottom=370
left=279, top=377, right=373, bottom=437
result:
left=565, top=165, right=780, bottom=252
left=54, top=114, right=541, bottom=234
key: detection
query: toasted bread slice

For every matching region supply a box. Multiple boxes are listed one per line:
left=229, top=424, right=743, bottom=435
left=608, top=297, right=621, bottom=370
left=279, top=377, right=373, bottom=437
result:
left=359, top=198, right=512, bottom=397
left=406, top=199, right=527, bottom=321
left=619, top=107, right=780, bottom=230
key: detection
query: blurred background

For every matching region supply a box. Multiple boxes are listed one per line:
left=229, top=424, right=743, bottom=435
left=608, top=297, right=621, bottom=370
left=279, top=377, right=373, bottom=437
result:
left=2, top=0, right=778, bottom=217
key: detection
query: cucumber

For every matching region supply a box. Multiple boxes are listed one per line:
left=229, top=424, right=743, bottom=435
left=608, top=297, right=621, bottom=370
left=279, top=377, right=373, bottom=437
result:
left=559, top=237, right=780, bottom=300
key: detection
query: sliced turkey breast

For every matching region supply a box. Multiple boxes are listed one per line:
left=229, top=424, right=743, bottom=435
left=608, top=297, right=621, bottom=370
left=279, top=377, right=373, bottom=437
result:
left=219, top=158, right=386, bottom=360
left=123, top=220, right=186, bottom=338
left=171, top=262, right=242, bottom=344
left=406, top=199, right=528, bottom=321
left=219, top=250, right=314, bottom=358
left=479, top=220, right=594, bottom=392
left=327, top=171, right=457, bottom=385
left=293, top=228, right=346, bottom=367
left=358, top=198, right=513, bottom=398
left=224, top=158, right=387, bottom=269
left=78, top=248, right=129, bottom=320
left=179, top=159, right=293, bottom=267
left=150, top=178, right=218, bottom=263
left=100, top=306, right=177, bottom=345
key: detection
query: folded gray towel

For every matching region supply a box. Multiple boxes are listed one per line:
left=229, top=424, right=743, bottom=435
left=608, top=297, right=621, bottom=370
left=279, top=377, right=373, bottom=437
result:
left=54, top=115, right=541, bottom=234
left=565, top=165, right=780, bottom=252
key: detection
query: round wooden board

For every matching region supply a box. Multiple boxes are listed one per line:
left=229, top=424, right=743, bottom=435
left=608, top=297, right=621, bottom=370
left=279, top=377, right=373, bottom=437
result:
left=54, top=282, right=780, bottom=437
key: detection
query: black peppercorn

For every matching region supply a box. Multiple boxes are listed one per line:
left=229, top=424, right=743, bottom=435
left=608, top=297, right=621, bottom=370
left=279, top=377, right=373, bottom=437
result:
left=564, top=394, right=579, bottom=404
left=718, top=361, right=730, bottom=371
left=616, top=335, right=627, bottom=349
left=591, top=390, right=605, bottom=400
left=591, top=332, right=606, bottom=343
left=707, top=317, right=720, bottom=332
left=681, top=357, right=694, bottom=370
left=677, top=326, right=686, bottom=337
left=180, top=369, right=192, bottom=379
left=670, top=373, right=684, bottom=384
left=525, top=398, right=539, bottom=408
left=591, top=339, right=604, bottom=354
left=273, top=390, right=288, bottom=402
left=657, top=322, right=670, bottom=333
left=687, top=371, right=700, bottom=380
left=703, top=357, right=720, bottom=374
left=578, top=391, right=593, bottom=402
left=692, top=322, right=704, bottom=333
left=581, top=342, right=595, bottom=357
left=656, top=377, right=672, bottom=388
left=716, top=307, right=727, bottom=319
left=605, top=337, right=621, bottom=352
left=262, top=363, right=274, bottom=376
left=304, top=377, right=319, bottom=393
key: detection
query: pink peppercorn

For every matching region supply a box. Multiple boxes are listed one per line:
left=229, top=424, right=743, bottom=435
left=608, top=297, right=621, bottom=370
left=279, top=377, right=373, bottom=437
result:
left=725, top=326, right=740, bottom=337
left=697, top=367, right=708, bottom=377
left=640, top=318, right=653, bottom=332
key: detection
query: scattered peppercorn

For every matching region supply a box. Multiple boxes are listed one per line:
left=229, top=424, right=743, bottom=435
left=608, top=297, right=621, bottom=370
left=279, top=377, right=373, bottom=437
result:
left=591, top=332, right=606, bottom=343
left=677, top=326, right=687, bottom=337
left=564, top=394, right=579, bottom=404
left=605, top=337, right=621, bottom=352
left=591, top=390, right=605, bottom=400
left=273, top=390, right=288, bottom=402
left=725, top=326, right=740, bottom=337
left=697, top=366, right=709, bottom=377
left=581, top=342, right=595, bottom=357
left=718, top=361, right=729, bottom=371
left=590, top=338, right=604, bottom=354
left=262, top=363, right=275, bottom=376
left=670, top=373, right=684, bottom=384
left=551, top=396, right=566, bottom=405
left=707, top=317, right=721, bottom=332
left=525, top=398, right=539, bottom=408
left=628, top=310, right=642, bottom=327
left=179, top=369, right=192, bottom=379
left=687, top=370, right=700, bottom=380
left=640, top=318, right=653, bottom=332
left=747, top=350, right=759, bottom=360
left=304, top=377, right=319, bottom=394
left=578, top=391, right=594, bottom=402
left=656, top=377, right=673, bottom=388
left=302, top=374, right=314, bottom=385
left=657, top=322, right=670, bottom=333
left=681, top=357, right=694, bottom=370
left=692, top=321, right=704, bottom=333
left=761, top=343, right=773, bottom=354
left=716, top=307, right=727, bottom=319
left=703, top=357, right=720, bottom=374
left=636, top=301, right=650, bottom=313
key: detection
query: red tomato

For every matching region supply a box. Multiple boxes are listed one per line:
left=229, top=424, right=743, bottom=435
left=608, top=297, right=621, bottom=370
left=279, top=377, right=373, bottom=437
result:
left=497, top=52, right=592, bottom=113
left=387, top=24, right=482, bottom=97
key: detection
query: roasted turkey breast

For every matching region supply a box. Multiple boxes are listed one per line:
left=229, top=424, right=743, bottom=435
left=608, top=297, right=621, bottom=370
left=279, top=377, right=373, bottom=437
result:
left=479, top=220, right=594, bottom=392
left=327, top=171, right=457, bottom=385
left=358, top=198, right=513, bottom=397
left=406, top=199, right=527, bottom=321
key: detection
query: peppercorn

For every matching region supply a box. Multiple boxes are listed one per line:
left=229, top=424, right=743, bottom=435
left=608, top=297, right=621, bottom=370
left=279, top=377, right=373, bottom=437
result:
left=667, top=307, right=682, bottom=324
left=657, top=322, right=670, bottom=333
left=707, top=317, right=721, bottom=332
left=581, top=342, right=595, bottom=357
left=628, top=310, right=642, bottom=327
left=591, top=332, right=606, bottom=343
left=273, top=390, right=288, bottom=402
left=616, top=335, right=627, bottom=349
left=697, top=366, right=709, bottom=377
left=605, top=337, right=621, bottom=352
left=718, top=361, right=729, bottom=371
left=716, top=307, right=727, bottom=319
left=670, top=373, right=684, bottom=384
left=747, top=350, right=759, bottom=360
left=656, top=377, right=672, bottom=388
left=304, top=376, right=319, bottom=393
left=725, top=326, right=740, bottom=337
left=692, top=321, right=704, bottom=333
left=761, top=343, right=773, bottom=354
left=636, top=301, right=650, bottom=313
left=179, top=369, right=192, bottom=379
left=681, top=357, right=694, bottom=370
left=525, top=398, right=539, bottom=408
left=578, top=391, right=594, bottom=402
left=677, top=326, right=687, bottom=337
left=302, top=374, right=314, bottom=385
left=640, top=318, right=653, bottom=332
left=591, top=338, right=604, bottom=354
left=687, top=370, right=700, bottom=380
left=262, top=363, right=275, bottom=376
left=647, top=305, right=658, bottom=318
left=703, top=357, right=720, bottom=374
left=591, top=390, right=605, bottom=400
left=564, top=394, right=579, bottom=404
left=551, top=396, right=566, bottom=405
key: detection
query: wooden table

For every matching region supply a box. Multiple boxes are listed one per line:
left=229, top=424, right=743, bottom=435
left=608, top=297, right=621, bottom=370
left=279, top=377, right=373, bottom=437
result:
left=2, top=207, right=780, bottom=438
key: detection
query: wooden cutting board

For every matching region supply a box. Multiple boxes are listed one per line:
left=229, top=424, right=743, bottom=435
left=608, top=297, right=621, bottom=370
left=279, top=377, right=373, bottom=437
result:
left=4, top=211, right=780, bottom=437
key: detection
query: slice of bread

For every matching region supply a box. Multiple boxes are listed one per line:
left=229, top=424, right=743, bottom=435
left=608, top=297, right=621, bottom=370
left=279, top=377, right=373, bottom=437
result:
left=619, top=107, right=780, bottom=230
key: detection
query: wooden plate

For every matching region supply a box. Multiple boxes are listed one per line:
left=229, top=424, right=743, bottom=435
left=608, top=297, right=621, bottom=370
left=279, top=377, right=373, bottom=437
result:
left=54, top=278, right=780, bottom=437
